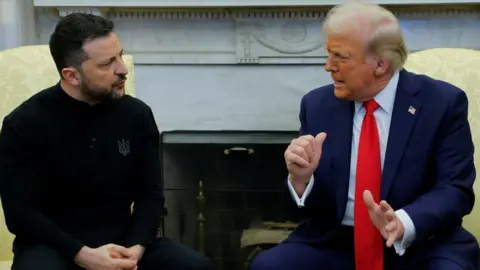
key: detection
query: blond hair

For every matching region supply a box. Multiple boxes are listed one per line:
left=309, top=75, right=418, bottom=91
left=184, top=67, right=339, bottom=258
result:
left=322, top=0, right=408, bottom=70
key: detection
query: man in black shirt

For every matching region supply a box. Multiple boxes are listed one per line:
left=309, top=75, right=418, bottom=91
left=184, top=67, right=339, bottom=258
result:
left=0, top=13, right=214, bottom=270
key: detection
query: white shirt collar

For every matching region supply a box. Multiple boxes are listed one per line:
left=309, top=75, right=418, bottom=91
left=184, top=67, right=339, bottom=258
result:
left=354, top=70, right=400, bottom=115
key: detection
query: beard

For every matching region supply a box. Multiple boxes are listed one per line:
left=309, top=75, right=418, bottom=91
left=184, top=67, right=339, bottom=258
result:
left=80, top=82, right=115, bottom=103
left=79, top=76, right=125, bottom=104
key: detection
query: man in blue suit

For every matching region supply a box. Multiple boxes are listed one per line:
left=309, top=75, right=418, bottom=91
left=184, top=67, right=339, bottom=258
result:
left=251, top=1, right=478, bottom=270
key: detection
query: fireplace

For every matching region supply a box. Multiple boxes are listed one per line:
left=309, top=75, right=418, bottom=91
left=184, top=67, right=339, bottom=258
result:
left=160, top=130, right=299, bottom=270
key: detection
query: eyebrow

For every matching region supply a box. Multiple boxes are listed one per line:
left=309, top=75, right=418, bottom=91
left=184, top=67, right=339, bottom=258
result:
left=326, top=48, right=341, bottom=54
left=99, top=49, right=124, bottom=64
left=327, top=48, right=351, bottom=57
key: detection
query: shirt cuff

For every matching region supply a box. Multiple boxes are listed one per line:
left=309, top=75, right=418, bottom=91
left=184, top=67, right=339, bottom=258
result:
left=393, top=209, right=417, bottom=256
left=287, top=175, right=314, bottom=207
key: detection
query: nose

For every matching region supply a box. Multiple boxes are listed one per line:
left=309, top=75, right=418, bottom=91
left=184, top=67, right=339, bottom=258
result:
left=325, top=54, right=335, bottom=72
left=325, top=62, right=332, bottom=72
left=115, top=56, right=128, bottom=76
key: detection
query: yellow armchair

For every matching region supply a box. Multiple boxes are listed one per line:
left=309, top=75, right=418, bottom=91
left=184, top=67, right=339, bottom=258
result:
left=0, top=45, right=136, bottom=268
left=404, top=48, right=480, bottom=239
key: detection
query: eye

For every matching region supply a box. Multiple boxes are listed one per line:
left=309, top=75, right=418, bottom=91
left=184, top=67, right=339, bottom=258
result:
left=337, top=53, right=349, bottom=60
left=101, top=60, right=114, bottom=67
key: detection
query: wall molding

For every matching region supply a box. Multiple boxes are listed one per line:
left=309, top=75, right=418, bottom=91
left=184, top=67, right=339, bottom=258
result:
left=35, top=6, right=480, bottom=65
left=51, top=7, right=480, bottom=19
left=33, top=0, right=480, bottom=8
left=57, top=7, right=108, bottom=17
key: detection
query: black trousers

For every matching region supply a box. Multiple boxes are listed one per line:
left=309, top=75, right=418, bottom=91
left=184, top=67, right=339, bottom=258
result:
left=12, top=237, right=215, bottom=270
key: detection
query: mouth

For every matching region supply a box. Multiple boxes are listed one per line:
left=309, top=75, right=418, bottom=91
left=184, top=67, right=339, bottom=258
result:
left=114, top=80, right=126, bottom=88
left=333, top=80, right=345, bottom=87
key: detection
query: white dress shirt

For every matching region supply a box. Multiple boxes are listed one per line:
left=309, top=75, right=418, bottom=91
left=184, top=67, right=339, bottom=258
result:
left=288, top=71, right=416, bottom=255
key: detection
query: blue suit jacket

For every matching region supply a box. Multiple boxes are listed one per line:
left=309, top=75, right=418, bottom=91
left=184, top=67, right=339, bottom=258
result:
left=286, top=69, right=478, bottom=267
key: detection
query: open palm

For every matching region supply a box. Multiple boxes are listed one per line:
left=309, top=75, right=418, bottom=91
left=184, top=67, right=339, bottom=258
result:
left=363, top=190, right=403, bottom=247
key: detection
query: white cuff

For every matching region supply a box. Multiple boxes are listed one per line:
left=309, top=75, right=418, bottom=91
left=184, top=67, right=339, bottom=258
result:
left=393, top=209, right=417, bottom=256
left=287, top=175, right=314, bottom=207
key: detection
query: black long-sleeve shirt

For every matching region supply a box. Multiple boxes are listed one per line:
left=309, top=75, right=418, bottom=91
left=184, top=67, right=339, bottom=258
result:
left=0, top=83, right=164, bottom=260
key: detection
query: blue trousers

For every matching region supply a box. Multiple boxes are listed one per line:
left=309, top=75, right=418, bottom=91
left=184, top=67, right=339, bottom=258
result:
left=250, top=226, right=472, bottom=270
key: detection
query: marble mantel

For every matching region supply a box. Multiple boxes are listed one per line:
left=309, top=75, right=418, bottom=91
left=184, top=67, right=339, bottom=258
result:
left=34, top=0, right=480, bottom=65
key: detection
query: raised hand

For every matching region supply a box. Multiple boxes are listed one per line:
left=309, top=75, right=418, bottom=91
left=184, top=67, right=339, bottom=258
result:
left=284, top=132, right=327, bottom=184
left=363, top=190, right=405, bottom=247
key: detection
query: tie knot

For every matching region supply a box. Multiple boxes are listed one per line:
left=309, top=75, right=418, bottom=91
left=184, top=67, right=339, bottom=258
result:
left=363, top=99, right=379, bottom=115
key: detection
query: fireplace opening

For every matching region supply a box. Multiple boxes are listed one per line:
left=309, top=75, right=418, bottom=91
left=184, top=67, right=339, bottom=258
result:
left=160, top=131, right=300, bottom=270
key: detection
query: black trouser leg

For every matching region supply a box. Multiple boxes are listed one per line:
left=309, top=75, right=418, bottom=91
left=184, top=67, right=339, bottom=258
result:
left=138, top=237, right=215, bottom=270
left=12, top=245, right=78, bottom=270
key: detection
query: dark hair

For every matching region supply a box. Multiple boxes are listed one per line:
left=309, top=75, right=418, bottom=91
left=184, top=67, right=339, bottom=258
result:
left=49, top=13, right=114, bottom=76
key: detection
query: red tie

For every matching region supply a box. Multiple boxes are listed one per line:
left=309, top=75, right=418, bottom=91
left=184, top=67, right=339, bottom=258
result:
left=354, top=99, right=383, bottom=270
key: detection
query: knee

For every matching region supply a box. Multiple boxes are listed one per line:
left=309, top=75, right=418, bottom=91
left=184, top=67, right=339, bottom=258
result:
left=172, top=253, right=214, bottom=270
left=13, top=245, right=69, bottom=270
left=423, top=259, right=467, bottom=270
left=250, top=248, right=282, bottom=270
left=170, top=251, right=214, bottom=270
left=191, top=256, right=215, bottom=270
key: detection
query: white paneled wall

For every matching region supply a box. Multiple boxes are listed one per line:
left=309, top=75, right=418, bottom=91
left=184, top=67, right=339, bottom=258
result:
left=8, top=1, right=480, bottom=131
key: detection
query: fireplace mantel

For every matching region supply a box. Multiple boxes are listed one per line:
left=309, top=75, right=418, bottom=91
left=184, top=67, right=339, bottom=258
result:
left=32, top=0, right=480, bottom=8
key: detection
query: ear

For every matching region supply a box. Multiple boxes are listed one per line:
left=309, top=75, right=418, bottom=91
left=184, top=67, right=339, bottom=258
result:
left=374, top=57, right=390, bottom=76
left=61, top=67, right=81, bottom=86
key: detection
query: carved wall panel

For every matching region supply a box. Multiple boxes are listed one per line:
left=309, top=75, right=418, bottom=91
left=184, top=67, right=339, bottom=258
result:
left=235, top=15, right=326, bottom=64
left=36, top=8, right=480, bottom=65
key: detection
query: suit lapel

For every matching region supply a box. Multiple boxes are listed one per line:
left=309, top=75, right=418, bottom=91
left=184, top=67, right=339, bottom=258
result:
left=329, top=98, right=354, bottom=220
left=381, top=70, right=422, bottom=199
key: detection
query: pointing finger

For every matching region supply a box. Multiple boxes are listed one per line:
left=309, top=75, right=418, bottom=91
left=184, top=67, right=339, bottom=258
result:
left=363, top=190, right=377, bottom=211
